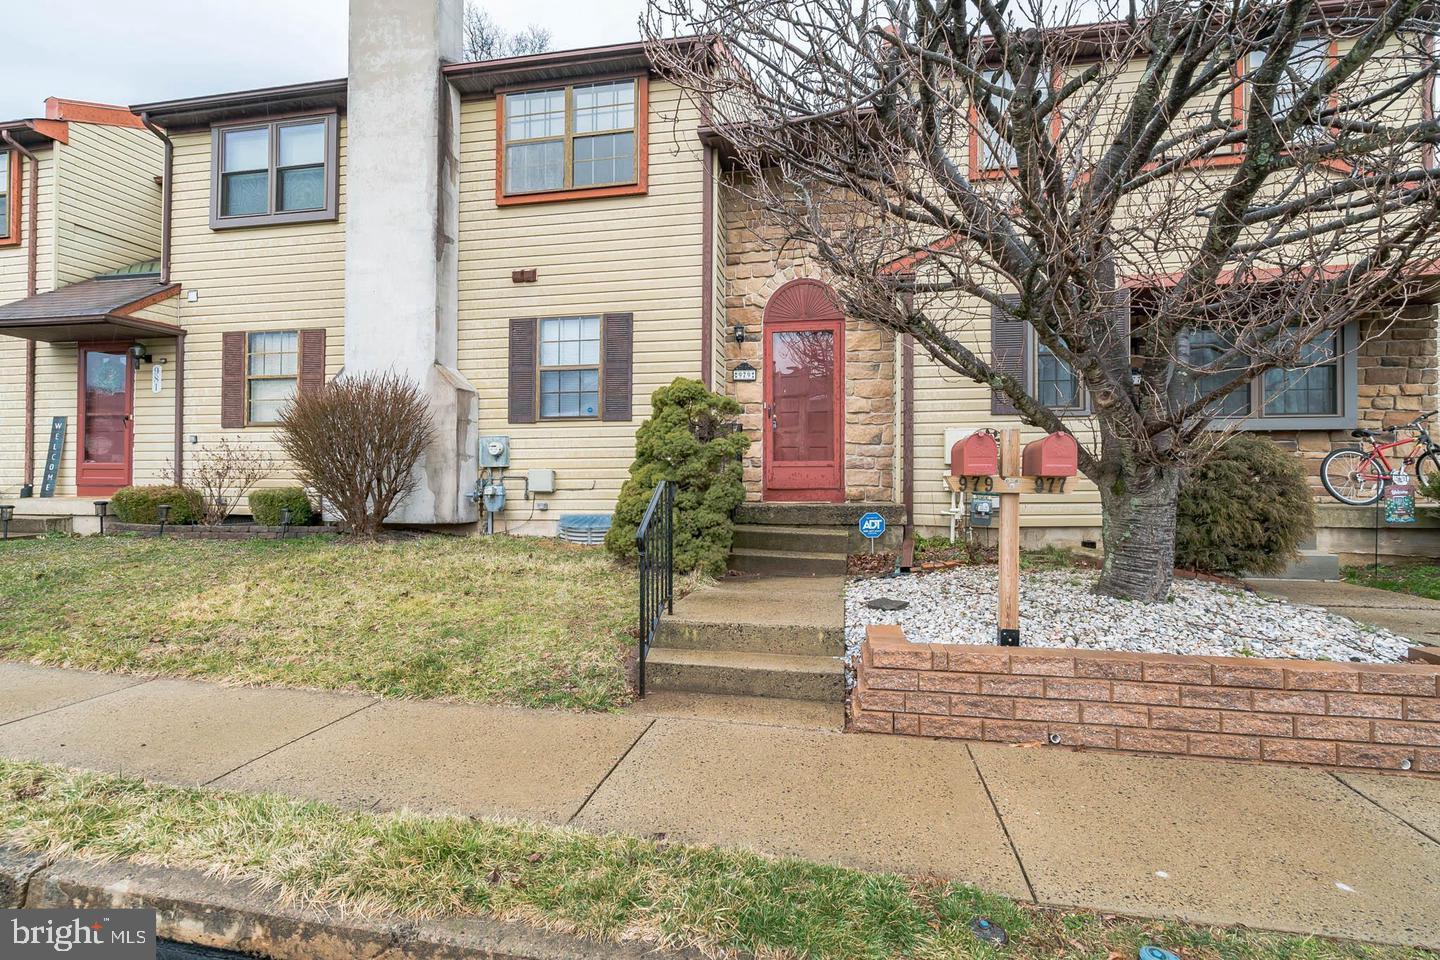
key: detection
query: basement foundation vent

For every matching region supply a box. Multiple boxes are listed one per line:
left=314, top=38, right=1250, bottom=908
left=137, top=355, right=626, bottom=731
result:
left=558, top=514, right=612, bottom=546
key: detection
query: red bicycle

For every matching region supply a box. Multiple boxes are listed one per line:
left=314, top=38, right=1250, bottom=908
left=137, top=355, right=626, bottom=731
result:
left=1320, top=411, right=1440, bottom=505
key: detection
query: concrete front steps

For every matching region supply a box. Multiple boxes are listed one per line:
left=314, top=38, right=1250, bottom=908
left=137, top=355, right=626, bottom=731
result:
left=727, top=501, right=906, bottom=576
left=644, top=574, right=847, bottom=725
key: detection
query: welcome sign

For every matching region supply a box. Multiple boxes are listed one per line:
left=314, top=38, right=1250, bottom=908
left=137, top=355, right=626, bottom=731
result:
left=40, top=417, right=66, bottom=498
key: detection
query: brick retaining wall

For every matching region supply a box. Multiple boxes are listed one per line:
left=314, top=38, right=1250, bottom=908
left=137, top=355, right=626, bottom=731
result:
left=854, top=627, right=1440, bottom=775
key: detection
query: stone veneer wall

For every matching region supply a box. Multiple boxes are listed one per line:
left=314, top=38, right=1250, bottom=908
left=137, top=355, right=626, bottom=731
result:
left=855, top=628, right=1440, bottom=775
left=722, top=181, right=896, bottom=502
left=1270, top=305, right=1439, bottom=493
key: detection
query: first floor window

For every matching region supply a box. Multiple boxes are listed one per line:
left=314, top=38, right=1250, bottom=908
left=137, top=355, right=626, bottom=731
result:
left=1191, top=326, right=1346, bottom=424
left=246, top=330, right=298, bottom=424
left=539, top=316, right=601, bottom=417
left=1034, top=338, right=1084, bottom=410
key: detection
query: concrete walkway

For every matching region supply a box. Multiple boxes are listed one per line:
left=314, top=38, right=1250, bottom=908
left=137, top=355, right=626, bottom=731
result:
left=3, top=664, right=1439, bottom=948
left=1247, top=578, right=1440, bottom=648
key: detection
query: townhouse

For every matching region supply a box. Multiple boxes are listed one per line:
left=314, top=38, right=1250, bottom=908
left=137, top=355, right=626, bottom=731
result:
left=0, top=0, right=1435, bottom=562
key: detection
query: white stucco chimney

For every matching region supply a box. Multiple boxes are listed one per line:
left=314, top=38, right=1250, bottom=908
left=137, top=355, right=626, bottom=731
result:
left=345, top=0, right=477, bottom=525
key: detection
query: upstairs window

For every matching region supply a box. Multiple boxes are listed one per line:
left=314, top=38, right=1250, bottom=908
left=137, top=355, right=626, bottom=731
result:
left=975, top=69, right=1018, bottom=171
left=0, top=150, right=15, bottom=243
left=211, top=114, right=339, bottom=229
left=498, top=76, right=648, bottom=204
left=1247, top=37, right=1330, bottom=137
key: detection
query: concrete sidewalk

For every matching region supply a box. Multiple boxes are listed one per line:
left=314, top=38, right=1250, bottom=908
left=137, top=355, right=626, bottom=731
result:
left=1247, top=578, right=1440, bottom=648
left=2, top=664, right=1439, bottom=948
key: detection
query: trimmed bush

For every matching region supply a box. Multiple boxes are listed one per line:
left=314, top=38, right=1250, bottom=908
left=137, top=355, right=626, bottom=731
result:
left=1175, top=434, right=1314, bottom=576
left=110, top=485, right=204, bottom=525
left=248, top=487, right=315, bottom=526
left=606, top=378, right=750, bottom=577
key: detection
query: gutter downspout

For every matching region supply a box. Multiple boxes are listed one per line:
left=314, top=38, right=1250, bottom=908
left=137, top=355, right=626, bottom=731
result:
left=3, top=130, right=39, bottom=496
left=898, top=282, right=917, bottom=571
left=140, top=113, right=182, bottom=485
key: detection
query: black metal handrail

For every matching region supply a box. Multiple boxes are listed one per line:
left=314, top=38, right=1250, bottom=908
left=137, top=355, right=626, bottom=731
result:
left=635, top=479, right=675, bottom=697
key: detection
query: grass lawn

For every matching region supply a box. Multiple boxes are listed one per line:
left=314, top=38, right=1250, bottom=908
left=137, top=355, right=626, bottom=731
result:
left=0, top=534, right=634, bottom=710
left=0, top=761, right=1423, bottom=960
left=1344, top=563, right=1440, bottom=602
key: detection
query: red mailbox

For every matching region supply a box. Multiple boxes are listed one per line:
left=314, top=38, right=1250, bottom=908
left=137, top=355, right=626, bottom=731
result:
left=1022, top=432, right=1079, bottom=477
left=950, top=431, right=999, bottom=476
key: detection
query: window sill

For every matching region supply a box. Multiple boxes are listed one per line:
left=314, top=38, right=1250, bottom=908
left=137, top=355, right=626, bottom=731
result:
left=1209, top=413, right=1356, bottom=432
left=210, top=208, right=339, bottom=231
left=496, top=182, right=646, bottom=207
left=0, top=235, right=19, bottom=248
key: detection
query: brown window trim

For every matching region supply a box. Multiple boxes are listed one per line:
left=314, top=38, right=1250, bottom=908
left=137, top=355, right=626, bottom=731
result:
left=966, top=67, right=1064, bottom=181
left=209, top=110, right=340, bottom=230
left=244, top=329, right=299, bottom=427
left=494, top=72, right=649, bottom=207
left=535, top=315, right=604, bottom=421
left=0, top=149, right=20, bottom=247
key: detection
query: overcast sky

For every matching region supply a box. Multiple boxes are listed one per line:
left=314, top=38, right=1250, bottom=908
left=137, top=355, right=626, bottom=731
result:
left=2, top=0, right=647, bottom=120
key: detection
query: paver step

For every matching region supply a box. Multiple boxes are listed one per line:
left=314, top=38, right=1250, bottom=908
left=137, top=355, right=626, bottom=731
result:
left=732, top=523, right=850, bottom=555
left=644, top=648, right=845, bottom=702
left=625, top=691, right=844, bottom=731
left=729, top=547, right=847, bottom=577
left=655, top=616, right=844, bottom=657
left=1251, top=549, right=1341, bottom=582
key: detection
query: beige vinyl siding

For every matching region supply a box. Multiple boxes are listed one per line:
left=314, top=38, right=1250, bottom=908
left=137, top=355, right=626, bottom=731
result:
left=129, top=300, right=180, bottom=489
left=0, top=148, right=57, bottom=495
left=53, top=124, right=164, bottom=286
left=457, top=79, right=708, bottom=530
left=166, top=119, right=347, bottom=490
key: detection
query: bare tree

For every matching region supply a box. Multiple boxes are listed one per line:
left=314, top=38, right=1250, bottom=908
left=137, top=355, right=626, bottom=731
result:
left=165, top=439, right=273, bottom=526
left=646, top=0, right=1440, bottom=600
left=462, top=3, right=552, bottom=61
left=277, top=373, right=435, bottom=538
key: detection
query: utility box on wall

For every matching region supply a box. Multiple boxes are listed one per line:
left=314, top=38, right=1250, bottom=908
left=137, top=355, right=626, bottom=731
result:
left=480, top=436, right=511, bottom=469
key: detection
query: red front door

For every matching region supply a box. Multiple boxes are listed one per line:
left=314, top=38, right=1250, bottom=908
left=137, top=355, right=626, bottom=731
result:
left=763, top=281, right=845, bottom=502
left=76, top=343, right=134, bottom=496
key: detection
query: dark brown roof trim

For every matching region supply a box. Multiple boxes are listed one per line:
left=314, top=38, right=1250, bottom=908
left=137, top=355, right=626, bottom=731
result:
left=130, top=78, right=348, bottom=131
left=0, top=120, right=63, bottom=150
left=444, top=37, right=702, bottom=97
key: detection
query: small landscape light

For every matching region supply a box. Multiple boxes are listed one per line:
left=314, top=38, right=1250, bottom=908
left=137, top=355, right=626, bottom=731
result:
left=1048, top=732, right=1062, bottom=745
left=0, top=503, right=13, bottom=540
left=155, top=503, right=171, bottom=537
left=278, top=506, right=292, bottom=540
left=92, top=500, right=109, bottom=536
left=1401, top=757, right=1413, bottom=771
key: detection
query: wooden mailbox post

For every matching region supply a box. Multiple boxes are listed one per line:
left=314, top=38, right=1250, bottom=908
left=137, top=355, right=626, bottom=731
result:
left=996, top=429, right=1078, bottom=646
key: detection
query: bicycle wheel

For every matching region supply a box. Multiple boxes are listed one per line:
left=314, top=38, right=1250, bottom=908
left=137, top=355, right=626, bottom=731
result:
left=1415, top=452, right=1440, bottom=493
left=1321, top=448, right=1385, bottom=505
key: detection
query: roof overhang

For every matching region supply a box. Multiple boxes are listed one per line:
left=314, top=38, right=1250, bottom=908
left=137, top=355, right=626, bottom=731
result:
left=444, top=38, right=703, bottom=97
left=131, top=78, right=348, bottom=131
left=0, top=119, right=67, bottom=150
left=0, top=279, right=182, bottom=342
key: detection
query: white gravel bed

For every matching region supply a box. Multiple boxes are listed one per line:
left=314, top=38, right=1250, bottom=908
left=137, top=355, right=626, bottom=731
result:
left=846, top=567, right=1414, bottom=665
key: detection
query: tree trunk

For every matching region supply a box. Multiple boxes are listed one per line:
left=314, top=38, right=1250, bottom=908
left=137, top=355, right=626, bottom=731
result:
left=1094, top=465, right=1184, bottom=601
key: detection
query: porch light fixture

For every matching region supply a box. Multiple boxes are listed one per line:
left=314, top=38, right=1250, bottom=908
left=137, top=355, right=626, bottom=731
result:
left=155, top=503, right=171, bottom=537
left=128, top=344, right=153, bottom=368
left=732, top=324, right=748, bottom=344
left=0, top=504, right=13, bottom=540
left=92, top=500, right=109, bottom=536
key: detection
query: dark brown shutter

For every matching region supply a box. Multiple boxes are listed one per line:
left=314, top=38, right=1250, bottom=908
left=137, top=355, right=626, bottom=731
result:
left=508, top=318, right=538, bottom=424
left=601, top=312, right=634, bottom=422
left=221, top=331, right=246, bottom=428
left=298, top=328, right=326, bottom=396
left=990, top=296, right=1026, bottom=416
left=1105, top=286, right=1132, bottom=363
